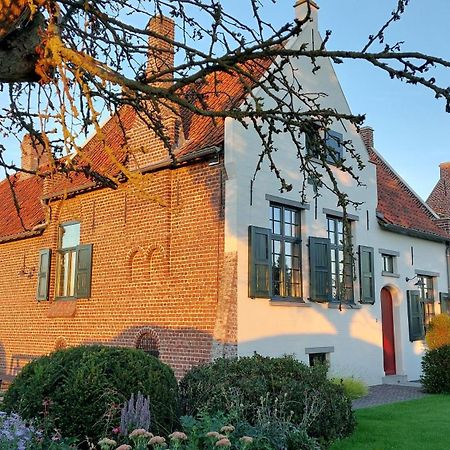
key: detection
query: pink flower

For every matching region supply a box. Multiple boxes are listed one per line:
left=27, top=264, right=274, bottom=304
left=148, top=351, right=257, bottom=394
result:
left=115, top=445, right=132, bottom=450
left=215, top=438, right=231, bottom=447
left=169, top=431, right=188, bottom=441
left=149, top=436, right=166, bottom=445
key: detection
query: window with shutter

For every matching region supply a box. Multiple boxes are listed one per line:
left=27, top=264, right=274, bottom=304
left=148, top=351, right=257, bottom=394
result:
left=327, top=217, right=354, bottom=303
left=269, top=204, right=302, bottom=299
left=359, top=246, right=375, bottom=304
left=36, top=249, right=51, bottom=301
left=309, top=237, right=332, bottom=302
left=55, top=222, right=93, bottom=299
left=417, top=275, right=435, bottom=328
left=407, top=290, right=425, bottom=341
left=248, top=226, right=271, bottom=298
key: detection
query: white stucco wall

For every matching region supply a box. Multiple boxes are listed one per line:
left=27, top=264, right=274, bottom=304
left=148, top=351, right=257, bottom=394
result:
left=223, top=9, right=448, bottom=385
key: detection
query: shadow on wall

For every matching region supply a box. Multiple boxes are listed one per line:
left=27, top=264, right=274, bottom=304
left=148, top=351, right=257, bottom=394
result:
left=81, top=324, right=234, bottom=379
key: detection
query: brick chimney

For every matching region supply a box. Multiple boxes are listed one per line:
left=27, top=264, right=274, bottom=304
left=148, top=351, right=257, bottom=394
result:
left=20, top=134, right=49, bottom=177
left=127, top=15, right=182, bottom=170
left=146, top=15, right=175, bottom=86
left=439, top=162, right=450, bottom=182
left=360, top=126, right=374, bottom=151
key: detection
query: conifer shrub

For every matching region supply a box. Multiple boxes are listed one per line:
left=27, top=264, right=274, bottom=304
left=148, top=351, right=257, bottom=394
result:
left=179, top=355, right=355, bottom=447
left=421, top=345, right=450, bottom=393
left=3, top=345, right=178, bottom=444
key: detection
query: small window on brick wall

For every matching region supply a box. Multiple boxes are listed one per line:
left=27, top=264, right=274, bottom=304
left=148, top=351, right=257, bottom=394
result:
left=136, top=332, right=160, bottom=358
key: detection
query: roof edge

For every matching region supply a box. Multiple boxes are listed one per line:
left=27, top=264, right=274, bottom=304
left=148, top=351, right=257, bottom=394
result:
left=378, top=220, right=449, bottom=244
left=371, top=147, right=440, bottom=219
left=0, top=228, right=44, bottom=244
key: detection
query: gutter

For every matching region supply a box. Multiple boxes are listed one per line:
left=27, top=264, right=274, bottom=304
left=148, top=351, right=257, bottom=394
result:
left=377, top=220, right=450, bottom=244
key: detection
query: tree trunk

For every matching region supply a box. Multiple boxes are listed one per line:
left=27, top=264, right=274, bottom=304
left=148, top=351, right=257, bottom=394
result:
left=0, top=13, right=45, bottom=83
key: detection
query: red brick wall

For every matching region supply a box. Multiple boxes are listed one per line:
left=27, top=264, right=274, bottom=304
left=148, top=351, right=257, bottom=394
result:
left=0, top=159, right=236, bottom=380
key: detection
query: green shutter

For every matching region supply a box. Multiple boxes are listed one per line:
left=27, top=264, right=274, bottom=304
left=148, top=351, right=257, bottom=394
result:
left=359, top=246, right=375, bottom=304
left=36, top=249, right=51, bottom=301
left=440, top=292, right=450, bottom=314
left=407, top=290, right=424, bottom=341
left=75, top=244, right=93, bottom=298
left=248, top=226, right=271, bottom=298
left=309, top=237, right=332, bottom=302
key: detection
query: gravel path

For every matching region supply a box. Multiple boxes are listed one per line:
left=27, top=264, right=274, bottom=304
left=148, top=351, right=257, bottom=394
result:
left=352, top=384, right=428, bottom=410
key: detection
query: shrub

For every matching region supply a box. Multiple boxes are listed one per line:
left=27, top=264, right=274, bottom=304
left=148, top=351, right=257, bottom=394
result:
left=3, top=345, right=178, bottom=444
left=179, top=355, right=355, bottom=446
left=425, top=314, right=450, bottom=350
left=330, top=377, right=368, bottom=400
left=421, top=345, right=450, bottom=393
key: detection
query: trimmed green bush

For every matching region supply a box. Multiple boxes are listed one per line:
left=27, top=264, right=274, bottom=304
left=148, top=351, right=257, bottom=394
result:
left=179, top=355, right=355, bottom=447
left=331, top=377, right=368, bottom=400
left=3, top=345, right=178, bottom=444
left=421, top=345, right=450, bottom=393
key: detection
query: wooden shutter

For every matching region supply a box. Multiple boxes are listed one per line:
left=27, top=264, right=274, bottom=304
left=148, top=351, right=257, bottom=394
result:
left=248, top=226, right=271, bottom=298
left=359, top=246, right=375, bottom=304
left=440, top=292, right=450, bottom=314
left=407, top=290, right=424, bottom=341
left=36, top=249, right=51, bottom=301
left=75, top=244, right=93, bottom=298
left=309, top=237, right=332, bottom=302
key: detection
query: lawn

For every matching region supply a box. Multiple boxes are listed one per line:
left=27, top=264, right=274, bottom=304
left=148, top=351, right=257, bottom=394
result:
left=331, top=395, right=450, bottom=450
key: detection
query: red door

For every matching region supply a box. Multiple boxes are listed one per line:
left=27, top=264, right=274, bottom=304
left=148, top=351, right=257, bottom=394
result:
left=381, top=288, right=396, bottom=375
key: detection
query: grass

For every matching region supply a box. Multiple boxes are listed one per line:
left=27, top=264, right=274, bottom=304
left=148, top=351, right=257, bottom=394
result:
left=331, top=395, right=450, bottom=450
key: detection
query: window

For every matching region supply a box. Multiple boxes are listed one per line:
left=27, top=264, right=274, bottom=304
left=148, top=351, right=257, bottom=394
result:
left=382, top=254, right=394, bottom=274
left=248, top=203, right=303, bottom=300
left=270, top=205, right=302, bottom=298
left=306, top=128, right=343, bottom=164
left=327, top=217, right=353, bottom=302
left=55, top=222, right=93, bottom=299
left=418, top=275, right=435, bottom=327
left=309, top=353, right=327, bottom=367
left=136, top=332, right=160, bottom=358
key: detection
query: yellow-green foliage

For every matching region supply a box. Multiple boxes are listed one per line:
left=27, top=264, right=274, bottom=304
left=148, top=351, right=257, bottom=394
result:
left=331, top=377, right=368, bottom=400
left=425, top=314, right=450, bottom=350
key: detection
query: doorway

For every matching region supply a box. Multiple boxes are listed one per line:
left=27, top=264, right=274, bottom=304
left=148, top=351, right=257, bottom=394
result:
left=381, top=287, right=396, bottom=375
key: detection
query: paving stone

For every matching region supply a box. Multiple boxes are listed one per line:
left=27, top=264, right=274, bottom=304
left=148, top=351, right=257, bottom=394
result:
left=352, top=384, right=428, bottom=410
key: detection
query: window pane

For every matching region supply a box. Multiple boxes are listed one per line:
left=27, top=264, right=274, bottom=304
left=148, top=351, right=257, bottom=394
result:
left=61, top=223, right=80, bottom=249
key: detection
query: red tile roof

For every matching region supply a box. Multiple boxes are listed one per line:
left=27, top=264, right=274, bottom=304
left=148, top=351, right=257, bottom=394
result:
left=1, top=59, right=448, bottom=242
left=369, top=149, right=449, bottom=240
left=0, top=174, right=45, bottom=241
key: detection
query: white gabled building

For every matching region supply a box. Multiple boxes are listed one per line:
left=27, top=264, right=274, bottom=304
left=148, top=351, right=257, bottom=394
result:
left=224, top=0, right=450, bottom=385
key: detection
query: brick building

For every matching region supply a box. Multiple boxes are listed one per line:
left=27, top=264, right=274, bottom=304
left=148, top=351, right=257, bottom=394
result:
left=0, top=2, right=449, bottom=385
left=427, top=162, right=450, bottom=234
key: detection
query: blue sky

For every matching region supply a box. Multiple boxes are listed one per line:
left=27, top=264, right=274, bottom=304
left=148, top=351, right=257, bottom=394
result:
left=1, top=0, right=449, bottom=199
